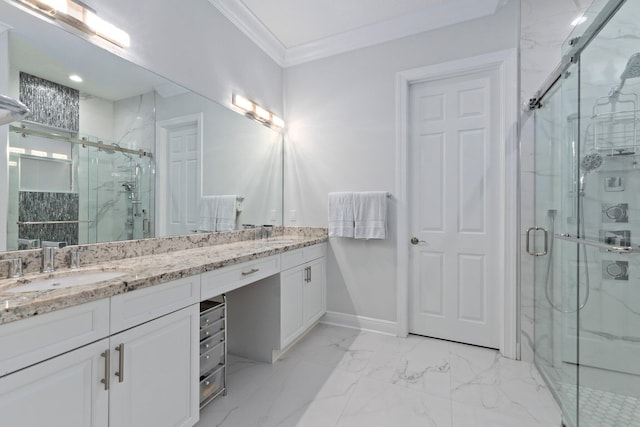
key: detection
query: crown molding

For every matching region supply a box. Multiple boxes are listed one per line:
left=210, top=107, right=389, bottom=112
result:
left=208, top=0, right=287, bottom=66
left=284, top=0, right=502, bottom=67
left=209, top=0, right=502, bottom=68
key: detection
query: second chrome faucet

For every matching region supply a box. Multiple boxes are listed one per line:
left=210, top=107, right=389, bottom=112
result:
left=42, top=246, right=56, bottom=273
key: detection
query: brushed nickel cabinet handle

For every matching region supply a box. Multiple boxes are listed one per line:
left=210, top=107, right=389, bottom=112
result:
left=115, top=343, right=125, bottom=383
left=100, top=349, right=110, bottom=391
left=242, top=268, right=260, bottom=276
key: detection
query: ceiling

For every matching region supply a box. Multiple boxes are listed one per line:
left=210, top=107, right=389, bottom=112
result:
left=209, top=0, right=510, bottom=67
left=241, top=0, right=451, bottom=48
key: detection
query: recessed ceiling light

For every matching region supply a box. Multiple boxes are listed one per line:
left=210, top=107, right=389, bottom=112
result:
left=69, top=74, right=83, bottom=82
left=571, top=16, right=587, bottom=26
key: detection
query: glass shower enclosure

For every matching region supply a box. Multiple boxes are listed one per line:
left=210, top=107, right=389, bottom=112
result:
left=532, top=0, right=640, bottom=425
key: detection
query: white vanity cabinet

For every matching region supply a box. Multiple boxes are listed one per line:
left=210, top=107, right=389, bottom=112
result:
left=280, top=245, right=327, bottom=349
left=225, top=243, right=327, bottom=362
left=0, top=338, right=110, bottom=427
left=0, top=276, right=200, bottom=427
left=108, top=305, right=199, bottom=427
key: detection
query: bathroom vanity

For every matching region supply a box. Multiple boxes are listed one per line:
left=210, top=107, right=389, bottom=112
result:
left=0, top=229, right=327, bottom=427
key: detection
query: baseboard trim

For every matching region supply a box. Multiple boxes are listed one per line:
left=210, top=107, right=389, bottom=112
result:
left=321, top=311, right=397, bottom=336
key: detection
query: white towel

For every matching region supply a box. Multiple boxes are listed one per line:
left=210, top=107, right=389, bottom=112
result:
left=328, top=192, right=355, bottom=238
left=198, top=196, right=218, bottom=232
left=353, top=191, right=387, bottom=240
left=215, top=195, right=237, bottom=232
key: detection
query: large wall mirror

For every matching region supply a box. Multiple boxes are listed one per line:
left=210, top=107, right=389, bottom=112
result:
left=0, top=2, right=283, bottom=252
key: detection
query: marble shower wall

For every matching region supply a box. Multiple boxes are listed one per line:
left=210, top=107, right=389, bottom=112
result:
left=519, top=0, right=592, bottom=362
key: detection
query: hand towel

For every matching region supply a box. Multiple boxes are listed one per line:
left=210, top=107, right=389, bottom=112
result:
left=328, top=192, right=355, bottom=237
left=198, top=196, right=218, bottom=232
left=353, top=191, right=387, bottom=240
left=215, top=195, right=237, bottom=232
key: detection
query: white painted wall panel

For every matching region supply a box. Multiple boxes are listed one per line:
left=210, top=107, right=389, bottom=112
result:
left=284, top=2, right=519, bottom=322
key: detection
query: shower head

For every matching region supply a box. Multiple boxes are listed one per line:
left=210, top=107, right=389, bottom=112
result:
left=610, top=53, right=640, bottom=97
left=581, top=152, right=603, bottom=172
left=621, top=53, right=640, bottom=81
left=579, top=152, right=603, bottom=194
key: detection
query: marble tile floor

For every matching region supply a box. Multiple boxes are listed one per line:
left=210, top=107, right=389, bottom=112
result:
left=197, top=324, right=561, bottom=427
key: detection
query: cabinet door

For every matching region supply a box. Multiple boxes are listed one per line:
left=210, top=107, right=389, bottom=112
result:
left=109, top=305, right=199, bottom=427
left=303, top=258, right=326, bottom=326
left=280, top=267, right=305, bottom=348
left=0, top=339, right=109, bottom=427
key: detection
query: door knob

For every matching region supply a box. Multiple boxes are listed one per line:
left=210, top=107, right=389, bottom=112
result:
left=410, top=237, right=425, bottom=245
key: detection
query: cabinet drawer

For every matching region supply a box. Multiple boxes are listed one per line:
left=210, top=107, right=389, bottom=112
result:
left=200, top=318, right=225, bottom=341
left=110, top=275, right=200, bottom=334
left=200, top=341, right=224, bottom=375
left=200, top=365, right=225, bottom=403
left=281, top=243, right=326, bottom=270
left=200, top=304, right=225, bottom=329
left=201, top=255, right=279, bottom=300
left=0, top=299, right=109, bottom=377
left=200, top=330, right=225, bottom=353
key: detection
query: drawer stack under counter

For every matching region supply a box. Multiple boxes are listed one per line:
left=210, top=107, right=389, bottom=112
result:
left=199, top=296, right=226, bottom=408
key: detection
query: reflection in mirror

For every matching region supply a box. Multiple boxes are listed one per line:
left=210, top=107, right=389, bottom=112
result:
left=1, top=6, right=283, bottom=252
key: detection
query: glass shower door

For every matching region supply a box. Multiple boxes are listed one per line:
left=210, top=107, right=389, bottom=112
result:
left=533, top=63, right=580, bottom=427
left=574, top=0, right=640, bottom=424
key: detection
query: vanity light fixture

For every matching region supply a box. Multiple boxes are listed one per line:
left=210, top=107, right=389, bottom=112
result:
left=270, top=114, right=285, bottom=129
left=18, top=0, right=131, bottom=48
left=232, top=93, right=285, bottom=129
left=69, top=74, right=83, bottom=82
left=254, top=105, right=271, bottom=122
left=232, top=94, right=253, bottom=112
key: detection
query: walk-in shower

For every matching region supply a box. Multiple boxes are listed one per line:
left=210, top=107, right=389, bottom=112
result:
left=6, top=122, right=154, bottom=250
left=531, top=1, right=640, bottom=425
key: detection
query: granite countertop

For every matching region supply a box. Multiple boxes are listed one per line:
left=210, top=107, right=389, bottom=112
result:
left=0, top=235, right=327, bottom=325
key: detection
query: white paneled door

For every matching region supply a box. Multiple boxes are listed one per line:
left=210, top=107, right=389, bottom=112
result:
left=167, top=123, right=199, bottom=236
left=408, top=66, right=501, bottom=349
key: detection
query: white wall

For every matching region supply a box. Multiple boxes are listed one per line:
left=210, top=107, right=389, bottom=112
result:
left=284, top=2, right=520, bottom=323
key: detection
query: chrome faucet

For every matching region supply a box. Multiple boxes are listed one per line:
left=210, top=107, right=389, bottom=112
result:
left=7, top=258, right=22, bottom=278
left=42, top=246, right=56, bottom=273
left=69, top=251, right=81, bottom=269
left=261, top=225, right=273, bottom=239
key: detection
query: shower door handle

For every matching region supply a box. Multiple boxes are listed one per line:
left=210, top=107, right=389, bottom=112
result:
left=526, top=227, right=548, bottom=256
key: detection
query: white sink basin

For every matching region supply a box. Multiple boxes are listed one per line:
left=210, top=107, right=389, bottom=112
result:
left=8, top=271, right=127, bottom=293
